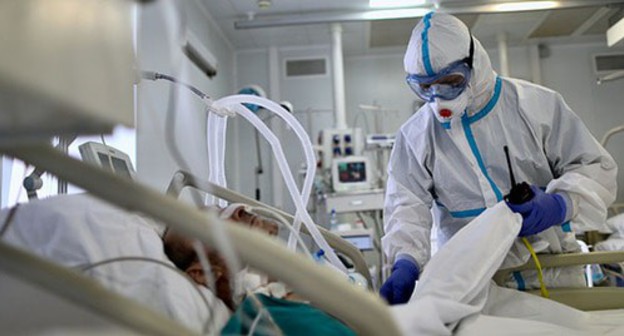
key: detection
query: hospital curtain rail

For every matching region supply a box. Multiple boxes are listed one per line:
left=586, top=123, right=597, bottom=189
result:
left=0, top=143, right=401, bottom=336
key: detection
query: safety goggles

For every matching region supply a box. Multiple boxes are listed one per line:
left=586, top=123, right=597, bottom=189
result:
left=406, top=36, right=474, bottom=102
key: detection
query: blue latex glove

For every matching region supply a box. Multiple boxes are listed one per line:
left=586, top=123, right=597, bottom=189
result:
left=380, top=259, right=420, bottom=305
left=506, top=185, right=567, bottom=237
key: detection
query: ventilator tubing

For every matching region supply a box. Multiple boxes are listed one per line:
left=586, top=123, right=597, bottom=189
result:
left=206, top=112, right=228, bottom=207
left=207, top=95, right=314, bottom=258
left=212, top=95, right=346, bottom=273
left=213, top=96, right=314, bottom=248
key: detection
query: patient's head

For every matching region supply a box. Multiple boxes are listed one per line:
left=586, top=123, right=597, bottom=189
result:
left=162, top=205, right=278, bottom=309
left=163, top=228, right=234, bottom=308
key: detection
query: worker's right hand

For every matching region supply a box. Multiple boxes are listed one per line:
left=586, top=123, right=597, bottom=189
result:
left=380, top=259, right=420, bottom=305
left=506, top=185, right=567, bottom=237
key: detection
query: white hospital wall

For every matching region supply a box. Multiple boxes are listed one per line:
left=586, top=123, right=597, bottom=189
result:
left=235, top=46, right=335, bottom=214
left=136, top=0, right=236, bottom=196
left=233, top=40, right=624, bottom=210
left=488, top=42, right=624, bottom=203
left=345, top=53, right=419, bottom=135
left=233, top=50, right=272, bottom=201
left=279, top=46, right=334, bottom=213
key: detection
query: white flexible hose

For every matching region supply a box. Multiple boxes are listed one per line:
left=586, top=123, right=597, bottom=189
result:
left=206, top=113, right=228, bottom=207
left=214, top=95, right=315, bottom=252
left=217, top=116, right=228, bottom=189
left=212, top=96, right=315, bottom=238
left=213, top=96, right=345, bottom=273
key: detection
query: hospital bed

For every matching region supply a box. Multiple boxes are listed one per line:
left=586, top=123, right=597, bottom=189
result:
left=0, top=238, right=198, bottom=336
left=165, top=170, right=374, bottom=288
left=3, top=144, right=624, bottom=335
left=0, top=143, right=400, bottom=336
left=494, top=250, right=624, bottom=311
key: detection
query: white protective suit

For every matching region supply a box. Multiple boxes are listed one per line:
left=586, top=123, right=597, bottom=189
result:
left=382, top=12, right=618, bottom=289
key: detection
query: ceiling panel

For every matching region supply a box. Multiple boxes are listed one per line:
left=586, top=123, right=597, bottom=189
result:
left=471, top=10, right=551, bottom=44
left=198, top=0, right=619, bottom=55
left=585, top=8, right=624, bottom=35
left=249, top=26, right=311, bottom=47
left=529, top=7, right=600, bottom=38
left=368, top=14, right=479, bottom=49
left=369, top=18, right=420, bottom=48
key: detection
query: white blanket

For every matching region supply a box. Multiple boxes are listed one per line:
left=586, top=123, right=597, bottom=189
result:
left=391, top=202, right=624, bottom=335
left=0, top=194, right=230, bottom=334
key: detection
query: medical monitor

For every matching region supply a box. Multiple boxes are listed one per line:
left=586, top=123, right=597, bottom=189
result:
left=331, top=156, right=372, bottom=192
left=79, top=142, right=135, bottom=180
left=338, top=229, right=374, bottom=252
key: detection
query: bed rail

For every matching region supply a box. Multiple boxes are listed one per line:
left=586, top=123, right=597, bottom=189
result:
left=494, top=251, right=624, bottom=311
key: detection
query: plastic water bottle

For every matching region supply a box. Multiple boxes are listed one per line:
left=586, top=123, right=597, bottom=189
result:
left=329, top=208, right=338, bottom=231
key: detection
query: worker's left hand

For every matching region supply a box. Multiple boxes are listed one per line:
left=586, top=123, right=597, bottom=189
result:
left=380, top=259, right=420, bottom=305
left=506, top=185, right=567, bottom=237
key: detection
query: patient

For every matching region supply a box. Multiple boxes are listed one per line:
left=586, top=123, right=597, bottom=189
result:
left=163, top=204, right=357, bottom=336
left=162, top=204, right=278, bottom=310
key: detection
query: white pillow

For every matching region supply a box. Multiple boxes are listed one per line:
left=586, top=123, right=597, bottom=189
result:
left=0, top=194, right=230, bottom=334
left=606, top=213, right=624, bottom=237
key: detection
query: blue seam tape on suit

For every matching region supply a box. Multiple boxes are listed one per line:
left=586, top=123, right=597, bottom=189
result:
left=421, top=12, right=435, bottom=76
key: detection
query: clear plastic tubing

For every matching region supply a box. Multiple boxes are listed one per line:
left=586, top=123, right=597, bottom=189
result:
left=214, top=95, right=314, bottom=247
left=213, top=95, right=346, bottom=273
left=206, top=112, right=228, bottom=207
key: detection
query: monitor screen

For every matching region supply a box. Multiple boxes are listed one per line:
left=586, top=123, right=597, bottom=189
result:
left=97, top=153, right=113, bottom=171
left=97, top=152, right=132, bottom=179
left=111, top=156, right=132, bottom=179
left=343, top=235, right=373, bottom=251
left=338, top=161, right=367, bottom=183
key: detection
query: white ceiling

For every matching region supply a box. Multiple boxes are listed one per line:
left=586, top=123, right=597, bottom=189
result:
left=203, top=0, right=624, bottom=55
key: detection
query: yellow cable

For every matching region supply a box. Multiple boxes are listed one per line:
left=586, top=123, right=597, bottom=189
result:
left=521, top=237, right=549, bottom=298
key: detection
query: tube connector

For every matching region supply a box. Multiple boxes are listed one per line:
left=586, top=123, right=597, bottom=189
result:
left=204, top=97, right=235, bottom=117
left=140, top=70, right=158, bottom=81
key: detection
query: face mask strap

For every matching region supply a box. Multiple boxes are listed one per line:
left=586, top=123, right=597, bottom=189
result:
left=460, top=34, right=474, bottom=70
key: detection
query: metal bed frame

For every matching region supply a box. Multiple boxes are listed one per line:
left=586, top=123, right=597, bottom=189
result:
left=494, top=251, right=624, bottom=311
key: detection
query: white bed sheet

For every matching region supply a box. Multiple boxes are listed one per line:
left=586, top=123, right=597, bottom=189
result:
left=0, top=194, right=230, bottom=334
left=391, top=202, right=624, bottom=335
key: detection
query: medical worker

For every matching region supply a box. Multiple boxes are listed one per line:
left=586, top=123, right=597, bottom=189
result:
left=380, top=12, right=617, bottom=305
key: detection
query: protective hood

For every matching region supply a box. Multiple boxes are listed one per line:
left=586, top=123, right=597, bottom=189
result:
left=404, top=12, right=497, bottom=116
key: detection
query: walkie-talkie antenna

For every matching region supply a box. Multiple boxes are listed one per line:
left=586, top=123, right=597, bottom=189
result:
left=504, top=146, right=517, bottom=187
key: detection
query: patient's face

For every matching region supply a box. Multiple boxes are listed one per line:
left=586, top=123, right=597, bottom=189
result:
left=227, top=206, right=278, bottom=236
left=162, top=205, right=278, bottom=309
